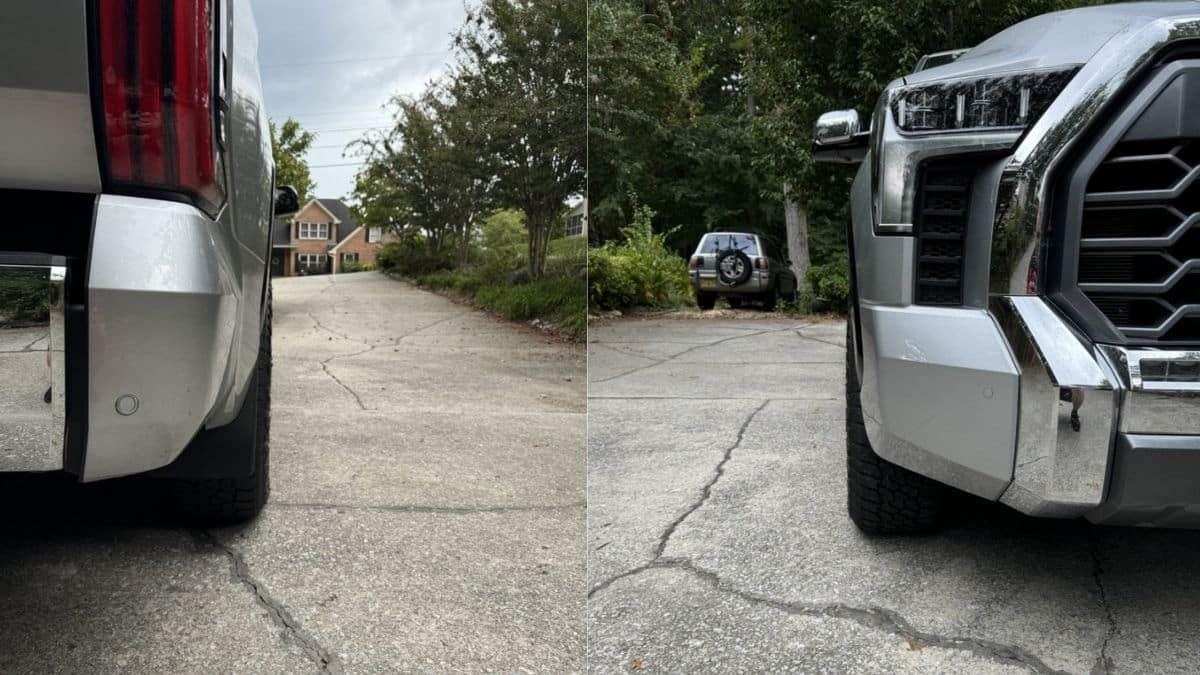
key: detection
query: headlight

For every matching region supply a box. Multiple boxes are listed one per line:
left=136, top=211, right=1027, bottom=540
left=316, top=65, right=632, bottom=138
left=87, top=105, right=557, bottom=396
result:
left=890, top=67, right=1079, bottom=133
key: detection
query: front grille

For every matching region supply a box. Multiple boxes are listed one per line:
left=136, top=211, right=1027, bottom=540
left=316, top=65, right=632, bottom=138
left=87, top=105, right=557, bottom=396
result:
left=914, top=162, right=975, bottom=305
left=1057, top=59, right=1200, bottom=346
left=1077, top=139, right=1200, bottom=343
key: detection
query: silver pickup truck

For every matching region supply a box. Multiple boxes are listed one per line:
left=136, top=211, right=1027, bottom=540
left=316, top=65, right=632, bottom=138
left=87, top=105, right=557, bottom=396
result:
left=0, top=0, right=295, bottom=522
left=815, top=3, right=1200, bottom=532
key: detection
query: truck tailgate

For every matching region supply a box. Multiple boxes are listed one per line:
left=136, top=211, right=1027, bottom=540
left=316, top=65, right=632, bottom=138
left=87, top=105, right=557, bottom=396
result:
left=0, top=1, right=100, bottom=193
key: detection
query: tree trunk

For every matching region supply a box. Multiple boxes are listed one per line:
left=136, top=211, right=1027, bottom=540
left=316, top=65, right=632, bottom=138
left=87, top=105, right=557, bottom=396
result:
left=458, top=216, right=472, bottom=266
left=783, top=183, right=810, bottom=291
left=527, top=214, right=552, bottom=280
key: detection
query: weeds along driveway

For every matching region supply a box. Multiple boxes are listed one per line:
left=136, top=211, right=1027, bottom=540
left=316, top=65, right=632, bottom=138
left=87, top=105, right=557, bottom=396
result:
left=588, top=317, right=1200, bottom=674
left=0, top=271, right=585, bottom=673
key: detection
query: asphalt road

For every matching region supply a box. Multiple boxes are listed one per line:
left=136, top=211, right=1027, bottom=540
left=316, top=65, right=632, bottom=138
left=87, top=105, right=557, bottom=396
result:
left=0, top=272, right=585, bottom=673
left=588, top=316, right=1200, bottom=674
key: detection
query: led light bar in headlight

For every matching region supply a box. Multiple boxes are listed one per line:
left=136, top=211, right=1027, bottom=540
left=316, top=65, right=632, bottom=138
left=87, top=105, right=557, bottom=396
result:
left=891, top=67, right=1079, bottom=133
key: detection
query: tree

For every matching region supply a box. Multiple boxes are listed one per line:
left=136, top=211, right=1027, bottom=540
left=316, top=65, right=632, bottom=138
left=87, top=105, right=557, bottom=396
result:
left=351, top=84, right=494, bottom=263
left=269, top=118, right=316, bottom=202
left=453, top=0, right=586, bottom=279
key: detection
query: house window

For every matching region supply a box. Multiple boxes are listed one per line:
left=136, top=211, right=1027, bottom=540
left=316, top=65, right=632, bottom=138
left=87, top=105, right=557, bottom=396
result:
left=296, top=253, right=328, bottom=273
left=566, top=213, right=584, bottom=237
left=341, top=252, right=359, bottom=264
left=298, top=222, right=329, bottom=239
left=367, top=226, right=382, bottom=243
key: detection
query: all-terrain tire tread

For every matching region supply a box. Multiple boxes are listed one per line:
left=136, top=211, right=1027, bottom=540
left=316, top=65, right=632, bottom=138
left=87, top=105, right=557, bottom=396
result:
left=173, top=287, right=272, bottom=524
left=845, top=321, right=944, bottom=534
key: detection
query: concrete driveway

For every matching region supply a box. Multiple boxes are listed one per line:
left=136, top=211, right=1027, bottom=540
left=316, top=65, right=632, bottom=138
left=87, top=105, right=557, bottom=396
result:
left=0, top=272, right=585, bottom=673
left=588, top=317, right=1200, bottom=673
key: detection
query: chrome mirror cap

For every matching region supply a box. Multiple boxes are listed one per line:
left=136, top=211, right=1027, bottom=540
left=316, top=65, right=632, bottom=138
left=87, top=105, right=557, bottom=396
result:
left=814, top=109, right=862, bottom=146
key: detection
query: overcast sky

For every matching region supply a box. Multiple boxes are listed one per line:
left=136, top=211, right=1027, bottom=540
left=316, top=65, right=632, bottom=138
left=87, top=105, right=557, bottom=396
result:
left=249, top=0, right=467, bottom=201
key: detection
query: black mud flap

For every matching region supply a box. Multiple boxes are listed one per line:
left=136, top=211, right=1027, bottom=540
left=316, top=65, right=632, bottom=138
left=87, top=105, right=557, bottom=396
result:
left=148, top=367, right=260, bottom=479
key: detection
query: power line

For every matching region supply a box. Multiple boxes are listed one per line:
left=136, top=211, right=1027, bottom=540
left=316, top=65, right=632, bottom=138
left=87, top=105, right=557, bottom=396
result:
left=308, top=125, right=388, bottom=133
left=272, top=107, right=387, bottom=117
left=261, top=51, right=448, bottom=69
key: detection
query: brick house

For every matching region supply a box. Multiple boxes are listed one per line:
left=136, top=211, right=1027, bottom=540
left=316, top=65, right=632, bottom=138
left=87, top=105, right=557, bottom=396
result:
left=269, top=198, right=393, bottom=277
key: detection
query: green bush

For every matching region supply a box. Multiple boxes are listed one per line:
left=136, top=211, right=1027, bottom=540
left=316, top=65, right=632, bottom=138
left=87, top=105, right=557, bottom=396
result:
left=376, top=240, right=455, bottom=275
left=0, top=272, right=52, bottom=324
left=341, top=260, right=364, bottom=273
left=802, top=255, right=850, bottom=314
left=588, top=205, right=689, bottom=311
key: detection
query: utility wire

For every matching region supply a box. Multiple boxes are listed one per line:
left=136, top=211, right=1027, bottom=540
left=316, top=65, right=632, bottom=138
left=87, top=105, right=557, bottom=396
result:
left=261, top=51, right=448, bottom=69
left=307, top=125, right=388, bottom=133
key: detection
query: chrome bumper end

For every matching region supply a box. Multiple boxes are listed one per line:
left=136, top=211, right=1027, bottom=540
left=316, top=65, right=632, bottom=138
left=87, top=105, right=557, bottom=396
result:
left=992, top=296, right=1119, bottom=517
left=993, top=297, right=1200, bottom=522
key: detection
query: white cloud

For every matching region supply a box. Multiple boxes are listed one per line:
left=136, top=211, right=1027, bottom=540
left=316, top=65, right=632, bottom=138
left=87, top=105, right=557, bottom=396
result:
left=249, top=0, right=467, bottom=200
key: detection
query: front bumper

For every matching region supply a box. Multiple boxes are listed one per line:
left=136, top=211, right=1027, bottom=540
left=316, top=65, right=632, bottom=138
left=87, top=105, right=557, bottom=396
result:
left=0, top=195, right=240, bottom=481
left=861, top=296, right=1200, bottom=527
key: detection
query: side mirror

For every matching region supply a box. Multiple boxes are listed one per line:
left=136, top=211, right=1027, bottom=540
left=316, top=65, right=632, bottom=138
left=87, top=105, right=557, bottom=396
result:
left=813, top=109, right=870, bottom=164
left=274, top=186, right=300, bottom=218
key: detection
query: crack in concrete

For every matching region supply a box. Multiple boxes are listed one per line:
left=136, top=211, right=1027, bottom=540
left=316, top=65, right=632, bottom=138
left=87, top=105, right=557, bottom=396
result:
left=653, top=399, right=770, bottom=558
left=590, top=323, right=813, bottom=384
left=272, top=501, right=585, bottom=515
left=793, top=328, right=846, bottom=349
left=195, top=530, right=342, bottom=674
left=588, top=372, right=1059, bottom=672
left=1088, top=531, right=1117, bottom=674
left=306, top=311, right=359, bottom=345
left=393, top=313, right=470, bottom=343
left=597, top=558, right=1066, bottom=674
left=320, top=362, right=368, bottom=410
left=588, top=400, right=770, bottom=600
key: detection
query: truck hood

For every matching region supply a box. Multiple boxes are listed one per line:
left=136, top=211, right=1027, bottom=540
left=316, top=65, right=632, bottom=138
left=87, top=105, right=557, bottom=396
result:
left=904, top=2, right=1200, bottom=85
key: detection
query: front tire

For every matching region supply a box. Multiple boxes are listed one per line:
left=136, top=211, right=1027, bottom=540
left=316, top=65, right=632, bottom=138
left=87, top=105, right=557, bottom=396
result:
left=845, top=322, right=944, bottom=534
left=169, top=289, right=272, bottom=524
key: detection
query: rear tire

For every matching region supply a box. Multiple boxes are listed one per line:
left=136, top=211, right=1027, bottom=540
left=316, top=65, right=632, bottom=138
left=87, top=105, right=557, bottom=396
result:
left=761, top=287, right=778, bottom=311
left=170, top=288, right=272, bottom=524
left=697, top=292, right=716, bottom=310
left=845, top=322, right=944, bottom=534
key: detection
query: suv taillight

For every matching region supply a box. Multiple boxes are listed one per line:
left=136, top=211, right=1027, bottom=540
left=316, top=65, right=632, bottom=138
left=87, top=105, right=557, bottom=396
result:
left=756, top=257, right=768, bottom=270
left=95, top=0, right=222, bottom=210
left=689, top=255, right=700, bottom=269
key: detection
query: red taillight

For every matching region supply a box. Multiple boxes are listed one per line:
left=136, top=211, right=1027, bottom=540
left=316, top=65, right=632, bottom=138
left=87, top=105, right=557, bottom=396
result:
left=96, top=0, right=221, bottom=209
left=689, top=255, right=699, bottom=269
left=756, top=257, right=769, bottom=270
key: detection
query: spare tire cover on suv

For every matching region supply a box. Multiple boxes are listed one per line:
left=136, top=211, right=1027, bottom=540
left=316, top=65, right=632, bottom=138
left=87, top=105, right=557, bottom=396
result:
left=716, top=249, right=753, bottom=286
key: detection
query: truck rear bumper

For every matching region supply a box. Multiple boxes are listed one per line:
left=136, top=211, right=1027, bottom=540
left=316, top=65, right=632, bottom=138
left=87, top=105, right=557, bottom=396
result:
left=0, top=195, right=240, bottom=482
left=83, top=196, right=240, bottom=481
left=862, top=295, right=1200, bottom=526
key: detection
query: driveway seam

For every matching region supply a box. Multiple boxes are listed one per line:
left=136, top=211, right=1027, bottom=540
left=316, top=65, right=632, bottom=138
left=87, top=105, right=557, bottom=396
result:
left=589, top=324, right=812, bottom=384
left=194, top=530, right=342, bottom=674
